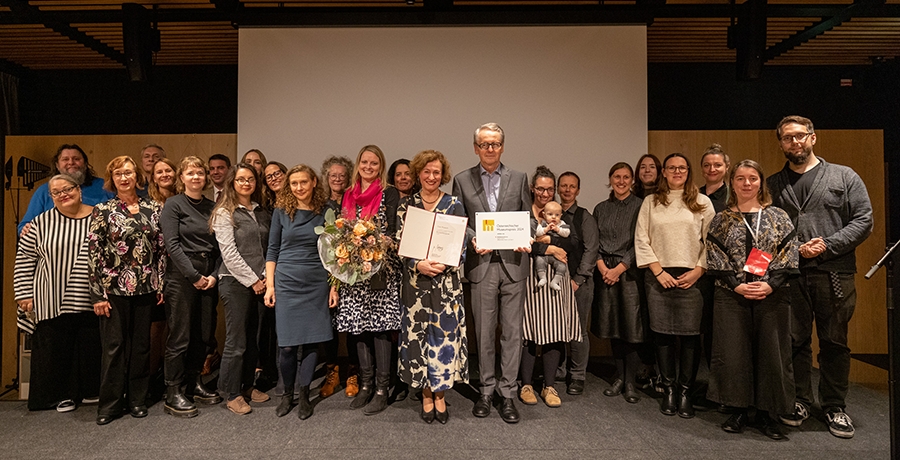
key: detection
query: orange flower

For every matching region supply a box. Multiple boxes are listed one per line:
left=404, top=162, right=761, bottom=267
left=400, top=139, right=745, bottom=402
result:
left=338, top=258, right=349, bottom=266
left=335, top=218, right=345, bottom=229
left=360, top=249, right=373, bottom=262
left=352, top=222, right=368, bottom=237
left=335, top=244, right=349, bottom=259
left=372, top=250, right=383, bottom=262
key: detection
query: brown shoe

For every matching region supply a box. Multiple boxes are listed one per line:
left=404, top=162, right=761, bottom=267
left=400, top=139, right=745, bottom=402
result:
left=201, top=350, right=221, bottom=376
left=320, top=365, right=340, bottom=398
left=226, top=396, right=252, bottom=415
left=243, top=388, right=270, bottom=403
left=519, top=385, right=538, bottom=405
left=541, top=386, right=562, bottom=408
left=345, top=374, right=359, bottom=398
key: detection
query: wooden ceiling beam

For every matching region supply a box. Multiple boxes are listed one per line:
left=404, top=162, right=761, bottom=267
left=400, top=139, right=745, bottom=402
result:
left=0, top=0, right=125, bottom=64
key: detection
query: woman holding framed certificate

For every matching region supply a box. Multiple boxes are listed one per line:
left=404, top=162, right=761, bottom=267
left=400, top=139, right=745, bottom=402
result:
left=396, top=149, right=469, bottom=424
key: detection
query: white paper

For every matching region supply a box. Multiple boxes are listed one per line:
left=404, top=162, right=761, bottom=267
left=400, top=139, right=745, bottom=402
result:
left=475, top=211, right=532, bottom=250
left=398, top=206, right=468, bottom=267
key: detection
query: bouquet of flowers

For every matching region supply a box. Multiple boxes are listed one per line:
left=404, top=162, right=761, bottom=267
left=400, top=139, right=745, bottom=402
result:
left=315, top=207, right=390, bottom=285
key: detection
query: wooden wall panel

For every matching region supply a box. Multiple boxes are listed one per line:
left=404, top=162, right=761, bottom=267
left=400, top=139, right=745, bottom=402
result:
left=649, top=129, right=887, bottom=388
left=2, top=134, right=236, bottom=391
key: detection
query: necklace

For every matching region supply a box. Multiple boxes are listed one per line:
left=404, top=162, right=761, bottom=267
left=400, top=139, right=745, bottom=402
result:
left=421, top=192, right=441, bottom=204
left=186, top=194, right=203, bottom=205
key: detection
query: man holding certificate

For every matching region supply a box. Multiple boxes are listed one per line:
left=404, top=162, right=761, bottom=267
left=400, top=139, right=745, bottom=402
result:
left=451, top=123, right=548, bottom=424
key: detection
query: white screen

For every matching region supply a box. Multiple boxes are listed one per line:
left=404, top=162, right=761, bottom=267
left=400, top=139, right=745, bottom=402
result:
left=238, top=25, right=647, bottom=208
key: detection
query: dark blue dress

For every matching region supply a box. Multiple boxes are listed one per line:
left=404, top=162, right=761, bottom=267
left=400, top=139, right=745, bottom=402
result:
left=267, top=208, right=333, bottom=347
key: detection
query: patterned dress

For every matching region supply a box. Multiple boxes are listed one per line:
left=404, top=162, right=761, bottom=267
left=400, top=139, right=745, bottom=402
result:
left=333, top=191, right=403, bottom=333
left=396, top=193, right=469, bottom=391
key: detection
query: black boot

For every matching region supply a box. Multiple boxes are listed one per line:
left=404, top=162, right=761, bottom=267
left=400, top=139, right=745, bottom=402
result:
left=275, top=394, right=294, bottom=417
left=164, top=385, right=199, bottom=418
left=656, top=345, right=677, bottom=416
left=186, top=375, right=223, bottom=405
left=364, top=372, right=390, bottom=415
left=676, top=340, right=700, bottom=418
left=350, top=367, right=374, bottom=409
left=296, top=386, right=313, bottom=420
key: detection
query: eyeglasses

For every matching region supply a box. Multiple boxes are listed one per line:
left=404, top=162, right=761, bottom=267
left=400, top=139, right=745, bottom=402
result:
left=534, top=187, right=555, bottom=195
left=113, top=170, right=135, bottom=179
left=476, top=142, right=503, bottom=151
left=666, top=166, right=688, bottom=173
left=49, top=185, right=77, bottom=198
left=328, top=173, right=347, bottom=181
left=235, top=177, right=256, bottom=185
left=780, top=132, right=812, bottom=144
left=265, top=171, right=284, bottom=181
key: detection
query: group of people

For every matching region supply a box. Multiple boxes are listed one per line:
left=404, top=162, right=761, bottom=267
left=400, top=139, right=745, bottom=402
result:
left=13, top=116, right=872, bottom=441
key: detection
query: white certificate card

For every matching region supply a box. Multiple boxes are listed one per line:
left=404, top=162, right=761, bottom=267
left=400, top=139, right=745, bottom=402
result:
left=398, top=206, right=468, bottom=267
left=475, top=211, right=531, bottom=250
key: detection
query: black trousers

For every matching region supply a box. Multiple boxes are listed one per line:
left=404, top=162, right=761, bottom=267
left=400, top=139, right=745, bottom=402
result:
left=164, top=255, right=219, bottom=387
left=27, top=312, right=101, bottom=410
left=790, top=270, right=856, bottom=411
left=219, top=277, right=262, bottom=398
left=98, top=293, right=154, bottom=416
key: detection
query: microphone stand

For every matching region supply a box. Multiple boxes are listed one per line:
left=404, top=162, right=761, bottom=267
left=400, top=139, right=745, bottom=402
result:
left=865, top=238, right=900, bottom=460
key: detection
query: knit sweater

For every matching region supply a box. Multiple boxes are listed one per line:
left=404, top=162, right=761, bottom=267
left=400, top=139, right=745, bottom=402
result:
left=635, top=189, right=716, bottom=270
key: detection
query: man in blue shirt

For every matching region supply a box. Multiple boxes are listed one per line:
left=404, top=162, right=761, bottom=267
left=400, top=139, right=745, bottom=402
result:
left=18, top=144, right=114, bottom=236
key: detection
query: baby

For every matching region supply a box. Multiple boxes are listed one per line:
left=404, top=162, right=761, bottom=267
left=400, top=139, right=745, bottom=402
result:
left=534, top=201, right=570, bottom=290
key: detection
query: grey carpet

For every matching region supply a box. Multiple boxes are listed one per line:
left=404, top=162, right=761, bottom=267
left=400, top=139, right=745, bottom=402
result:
left=0, top=359, right=890, bottom=460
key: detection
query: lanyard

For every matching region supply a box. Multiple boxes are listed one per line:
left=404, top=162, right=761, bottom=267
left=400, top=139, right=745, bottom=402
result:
left=741, top=208, right=762, bottom=245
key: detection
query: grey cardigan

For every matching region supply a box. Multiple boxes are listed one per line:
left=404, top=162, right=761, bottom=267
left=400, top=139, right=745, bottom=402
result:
left=767, top=157, right=873, bottom=273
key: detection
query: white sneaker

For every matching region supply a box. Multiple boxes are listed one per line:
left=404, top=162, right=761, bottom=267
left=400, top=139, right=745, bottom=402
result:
left=779, top=401, right=809, bottom=427
left=56, top=400, right=76, bottom=413
left=826, top=409, right=855, bottom=439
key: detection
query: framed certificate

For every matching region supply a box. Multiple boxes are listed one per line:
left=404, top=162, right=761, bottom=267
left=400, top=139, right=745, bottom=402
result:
left=398, top=206, right=468, bottom=267
left=475, top=211, right=531, bottom=250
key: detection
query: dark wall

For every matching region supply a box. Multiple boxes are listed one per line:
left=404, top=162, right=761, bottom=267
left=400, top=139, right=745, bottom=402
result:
left=18, top=65, right=237, bottom=135
left=14, top=61, right=900, bottom=238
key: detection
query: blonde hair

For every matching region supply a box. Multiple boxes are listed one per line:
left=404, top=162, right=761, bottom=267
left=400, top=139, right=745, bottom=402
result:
left=175, top=156, right=211, bottom=193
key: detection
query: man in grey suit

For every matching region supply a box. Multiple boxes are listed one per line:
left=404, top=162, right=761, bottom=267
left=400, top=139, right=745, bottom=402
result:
left=452, top=123, right=533, bottom=423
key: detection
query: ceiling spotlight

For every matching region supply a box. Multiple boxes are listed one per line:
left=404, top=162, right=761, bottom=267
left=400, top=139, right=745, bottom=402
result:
left=406, top=0, right=414, bottom=4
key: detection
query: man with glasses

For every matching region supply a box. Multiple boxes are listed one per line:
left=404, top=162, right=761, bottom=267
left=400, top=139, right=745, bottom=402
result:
left=768, top=115, right=873, bottom=439
left=18, top=144, right=114, bottom=236
left=452, top=123, right=533, bottom=423
left=206, top=154, right=232, bottom=203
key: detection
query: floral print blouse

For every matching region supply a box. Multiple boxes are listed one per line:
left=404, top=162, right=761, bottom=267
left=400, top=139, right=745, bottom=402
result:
left=88, top=196, right=166, bottom=303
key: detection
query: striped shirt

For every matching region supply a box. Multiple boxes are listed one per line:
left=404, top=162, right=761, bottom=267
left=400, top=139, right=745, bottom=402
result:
left=14, top=208, right=93, bottom=333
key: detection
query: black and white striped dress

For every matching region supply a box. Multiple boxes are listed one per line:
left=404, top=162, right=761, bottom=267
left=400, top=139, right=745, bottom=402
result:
left=14, top=208, right=93, bottom=334
left=523, top=258, right=582, bottom=345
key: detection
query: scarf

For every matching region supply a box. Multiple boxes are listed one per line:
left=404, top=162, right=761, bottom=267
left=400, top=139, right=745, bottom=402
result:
left=341, top=178, right=383, bottom=220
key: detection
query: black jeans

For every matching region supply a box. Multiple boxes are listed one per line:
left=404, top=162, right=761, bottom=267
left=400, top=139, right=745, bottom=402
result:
left=163, top=255, right=219, bottom=387
left=790, top=270, right=856, bottom=411
left=219, top=276, right=262, bottom=398
left=98, top=293, right=154, bottom=416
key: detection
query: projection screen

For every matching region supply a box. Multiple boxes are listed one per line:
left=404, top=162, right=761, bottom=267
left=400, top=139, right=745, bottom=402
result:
left=238, top=25, right=647, bottom=207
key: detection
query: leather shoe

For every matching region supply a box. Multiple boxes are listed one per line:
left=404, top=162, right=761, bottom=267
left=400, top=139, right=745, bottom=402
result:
left=472, top=395, right=492, bottom=418
left=722, top=411, right=748, bottom=433
left=96, top=413, right=118, bottom=425
left=603, top=379, right=624, bottom=397
left=421, top=405, right=435, bottom=424
left=759, top=414, right=788, bottom=440
left=566, top=379, right=585, bottom=395
left=499, top=398, right=519, bottom=424
left=130, top=405, right=148, bottom=418
left=435, top=407, right=450, bottom=424
left=622, top=383, right=640, bottom=404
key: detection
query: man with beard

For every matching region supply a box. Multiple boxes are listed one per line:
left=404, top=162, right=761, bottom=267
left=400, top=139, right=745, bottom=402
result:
left=767, top=115, right=873, bottom=439
left=18, top=144, right=114, bottom=235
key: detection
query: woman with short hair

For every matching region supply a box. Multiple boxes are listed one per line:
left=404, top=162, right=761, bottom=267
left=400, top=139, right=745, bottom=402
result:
left=89, top=156, right=166, bottom=425
left=15, top=174, right=100, bottom=413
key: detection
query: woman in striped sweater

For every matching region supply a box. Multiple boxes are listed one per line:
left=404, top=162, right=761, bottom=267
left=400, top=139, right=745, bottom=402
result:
left=14, top=174, right=100, bottom=413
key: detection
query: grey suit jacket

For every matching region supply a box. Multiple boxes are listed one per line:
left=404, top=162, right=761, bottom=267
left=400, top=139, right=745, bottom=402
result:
left=451, top=163, right=533, bottom=283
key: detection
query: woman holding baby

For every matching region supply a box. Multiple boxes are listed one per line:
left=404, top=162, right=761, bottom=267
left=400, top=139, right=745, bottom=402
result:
left=518, top=165, right=580, bottom=409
